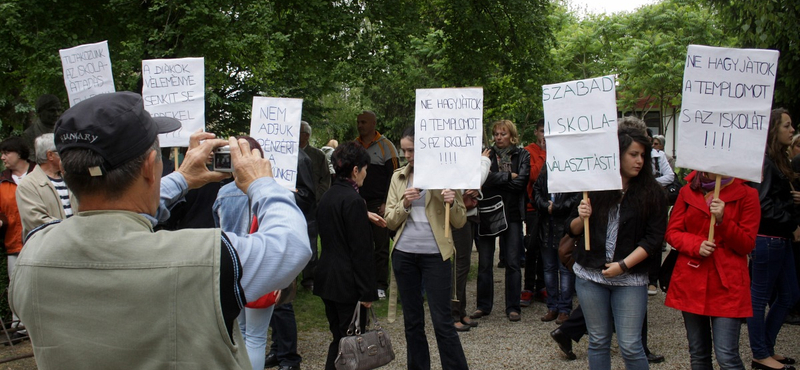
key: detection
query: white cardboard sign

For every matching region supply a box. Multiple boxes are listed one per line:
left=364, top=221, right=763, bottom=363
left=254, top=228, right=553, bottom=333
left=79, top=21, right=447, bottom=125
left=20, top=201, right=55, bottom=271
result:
left=677, top=45, right=780, bottom=182
left=249, top=97, right=303, bottom=190
left=59, top=41, right=115, bottom=107
left=542, top=75, right=621, bottom=193
left=142, top=57, right=205, bottom=147
left=413, top=88, right=483, bottom=190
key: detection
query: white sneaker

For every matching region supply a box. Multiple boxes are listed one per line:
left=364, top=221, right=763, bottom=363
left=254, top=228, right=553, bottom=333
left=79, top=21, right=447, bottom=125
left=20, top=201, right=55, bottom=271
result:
left=648, top=285, right=658, bottom=296
left=377, top=289, right=386, bottom=300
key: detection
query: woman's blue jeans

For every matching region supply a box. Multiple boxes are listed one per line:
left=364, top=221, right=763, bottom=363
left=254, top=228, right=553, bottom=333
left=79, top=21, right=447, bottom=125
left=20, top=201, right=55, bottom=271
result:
left=541, top=246, right=574, bottom=313
left=238, top=306, right=275, bottom=370
left=476, top=221, right=522, bottom=315
left=747, top=236, right=800, bottom=359
left=682, top=312, right=744, bottom=370
left=392, top=250, right=468, bottom=370
left=575, top=277, right=649, bottom=370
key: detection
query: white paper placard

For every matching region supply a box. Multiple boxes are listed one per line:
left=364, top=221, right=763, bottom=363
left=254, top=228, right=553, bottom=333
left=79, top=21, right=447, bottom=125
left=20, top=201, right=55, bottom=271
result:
left=676, top=45, right=779, bottom=182
left=542, top=75, right=621, bottom=193
left=142, top=57, right=205, bottom=147
left=413, top=88, right=483, bottom=189
left=250, top=97, right=303, bottom=190
left=59, top=41, right=115, bottom=107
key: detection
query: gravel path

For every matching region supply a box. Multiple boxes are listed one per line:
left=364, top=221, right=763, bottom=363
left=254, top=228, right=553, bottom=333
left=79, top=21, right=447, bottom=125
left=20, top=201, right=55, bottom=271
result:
left=2, top=249, right=797, bottom=369
left=296, top=248, right=800, bottom=369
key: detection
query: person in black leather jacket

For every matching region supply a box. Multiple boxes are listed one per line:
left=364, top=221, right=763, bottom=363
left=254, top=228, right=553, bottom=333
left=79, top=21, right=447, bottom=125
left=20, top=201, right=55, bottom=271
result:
left=471, top=120, right=530, bottom=322
left=746, top=108, right=800, bottom=370
left=534, top=167, right=580, bottom=324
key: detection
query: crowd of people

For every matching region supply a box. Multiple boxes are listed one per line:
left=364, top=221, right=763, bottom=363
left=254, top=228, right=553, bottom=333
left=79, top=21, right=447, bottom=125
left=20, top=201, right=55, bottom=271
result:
left=0, top=91, right=798, bottom=370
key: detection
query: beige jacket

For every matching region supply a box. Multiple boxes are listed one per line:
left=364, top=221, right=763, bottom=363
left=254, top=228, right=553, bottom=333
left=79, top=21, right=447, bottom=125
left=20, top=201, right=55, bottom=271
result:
left=385, top=165, right=466, bottom=261
left=15, top=165, right=78, bottom=239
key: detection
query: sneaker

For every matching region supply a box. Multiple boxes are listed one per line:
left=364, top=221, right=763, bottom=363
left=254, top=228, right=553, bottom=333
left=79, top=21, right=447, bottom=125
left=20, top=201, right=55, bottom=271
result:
left=520, top=290, right=533, bottom=307
left=377, top=289, right=386, bottom=300
left=648, top=285, right=658, bottom=296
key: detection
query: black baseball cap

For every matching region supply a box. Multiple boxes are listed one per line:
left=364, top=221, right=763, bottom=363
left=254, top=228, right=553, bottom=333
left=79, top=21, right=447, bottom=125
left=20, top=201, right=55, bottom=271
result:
left=54, top=92, right=181, bottom=174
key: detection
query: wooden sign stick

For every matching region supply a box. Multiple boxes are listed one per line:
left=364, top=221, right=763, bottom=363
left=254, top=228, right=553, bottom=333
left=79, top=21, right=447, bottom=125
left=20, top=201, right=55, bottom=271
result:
left=172, top=147, right=179, bottom=170
left=583, top=191, right=590, bottom=250
left=707, top=175, right=722, bottom=242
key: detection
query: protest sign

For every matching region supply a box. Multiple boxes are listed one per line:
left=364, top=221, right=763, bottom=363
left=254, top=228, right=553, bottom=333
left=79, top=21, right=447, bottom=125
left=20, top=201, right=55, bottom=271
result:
left=250, top=97, right=303, bottom=190
left=60, top=41, right=115, bottom=107
left=677, top=45, right=780, bottom=182
left=413, top=88, right=483, bottom=190
left=542, top=75, right=621, bottom=193
left=142, top=57, right=205, bottom=147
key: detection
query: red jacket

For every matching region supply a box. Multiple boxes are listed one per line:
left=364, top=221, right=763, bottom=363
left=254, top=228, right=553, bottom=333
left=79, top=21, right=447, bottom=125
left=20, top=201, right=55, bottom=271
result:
left=0, top=162, right=35, bottom=254
left=524, top=143, right=546, bottom=212
left=664, top=171, right=760, bottom=318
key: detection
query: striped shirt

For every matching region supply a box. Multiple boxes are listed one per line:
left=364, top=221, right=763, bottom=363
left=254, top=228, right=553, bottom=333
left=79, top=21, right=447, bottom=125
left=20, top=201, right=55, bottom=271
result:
left=49, top=176, right=73, bottom=218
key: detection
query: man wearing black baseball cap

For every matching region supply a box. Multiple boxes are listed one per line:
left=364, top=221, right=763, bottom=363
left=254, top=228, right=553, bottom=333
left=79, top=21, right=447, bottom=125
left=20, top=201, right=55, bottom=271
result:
left=9, top=92, right=311, bottom=369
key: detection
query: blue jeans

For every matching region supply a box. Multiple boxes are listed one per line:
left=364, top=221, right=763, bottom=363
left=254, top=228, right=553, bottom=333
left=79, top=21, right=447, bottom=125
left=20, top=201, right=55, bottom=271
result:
left=747, top=236, right=800, bottom=359
left=541, top=246, right=574, bottom=313
left=575, top=277, right=649, bottom=370
left=477, top=221, right=522, bottom=315
left=682, top=312, right=744, bottom=370
left=238, top=306, right=275, bottom=370
left=392, top=250, right=468, bottom=370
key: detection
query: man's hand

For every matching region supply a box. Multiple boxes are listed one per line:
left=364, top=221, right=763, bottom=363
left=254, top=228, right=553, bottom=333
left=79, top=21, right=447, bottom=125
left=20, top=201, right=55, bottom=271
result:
left=177, top=131, right=230, bottom=189
left=230, top=137, right=273, bottom=193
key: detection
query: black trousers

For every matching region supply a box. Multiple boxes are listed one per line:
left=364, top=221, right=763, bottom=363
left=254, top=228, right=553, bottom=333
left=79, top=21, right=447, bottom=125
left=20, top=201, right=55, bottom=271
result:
left=322, top=299, right=367, bottom=370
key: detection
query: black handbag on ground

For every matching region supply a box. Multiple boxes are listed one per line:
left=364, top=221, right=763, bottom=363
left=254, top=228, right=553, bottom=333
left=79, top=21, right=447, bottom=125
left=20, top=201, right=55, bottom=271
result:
left=658, top=248, right=679, bottom=293
left=334, top=303, right=395, bottom=370
left=477, top=195, right=508, bottom=236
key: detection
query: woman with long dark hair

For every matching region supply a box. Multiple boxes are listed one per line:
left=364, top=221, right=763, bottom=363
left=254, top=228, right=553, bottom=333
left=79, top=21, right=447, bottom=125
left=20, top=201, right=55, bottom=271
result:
left=314, top=141, right=377, bottom=370
left=665, top=171, right=760, bottom=369
left=566, top=127, right=667, bottom=369
left=746, top=108, right=800, bottom=370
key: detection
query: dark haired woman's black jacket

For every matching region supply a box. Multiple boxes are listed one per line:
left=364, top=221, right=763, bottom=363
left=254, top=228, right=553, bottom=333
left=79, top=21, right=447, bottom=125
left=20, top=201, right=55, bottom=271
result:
left=482, top=146, right=531, bottom=222
left=534, top=169, right=580, bottom=246
left=749, top=155, right=800, bottom=239
left=566, top=189, right=667, bottom=276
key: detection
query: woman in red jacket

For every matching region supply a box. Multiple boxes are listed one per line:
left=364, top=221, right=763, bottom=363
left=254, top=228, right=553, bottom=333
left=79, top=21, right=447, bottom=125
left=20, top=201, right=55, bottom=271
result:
left=665, top=171, right=760, bottom=369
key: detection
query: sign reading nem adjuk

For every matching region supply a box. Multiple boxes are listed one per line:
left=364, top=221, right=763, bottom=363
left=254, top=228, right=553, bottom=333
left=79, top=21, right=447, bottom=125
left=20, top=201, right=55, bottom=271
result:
left=677, top=45, right=780, bottom=182
left=542, top=75, right=621, bottom=193
left=413, top=87, right=483, bottom=190
left=142, top=57, right=205, bottom=147
left=250, top=97, right=303, bottom=190
left=60, top=41, right=115, bottom=107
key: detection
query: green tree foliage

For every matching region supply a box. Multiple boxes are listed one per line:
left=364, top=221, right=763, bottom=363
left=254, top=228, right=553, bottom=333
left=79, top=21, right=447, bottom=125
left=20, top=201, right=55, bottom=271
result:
left=344, top=0, right=555, bottom=144
left=0, top=0, right=360, bottom=137
left=704, top=0, right=800, bottom=112
left=549, top=0, right=733, bottom=136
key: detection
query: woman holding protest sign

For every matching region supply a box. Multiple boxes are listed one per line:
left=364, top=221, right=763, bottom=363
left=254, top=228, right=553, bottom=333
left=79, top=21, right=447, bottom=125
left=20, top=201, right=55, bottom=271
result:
left=472, top=120, right=530, bottom=323
left=746, top=108, right=800, bottom=370
left=566, top=127, right=667, bottom=370
left=385, top=127, right=469, bottom=369
left=664, top=171, right=759, bottom=370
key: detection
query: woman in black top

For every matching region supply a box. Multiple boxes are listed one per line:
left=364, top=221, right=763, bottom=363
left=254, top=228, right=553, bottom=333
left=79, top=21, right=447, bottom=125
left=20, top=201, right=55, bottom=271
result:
left=314, top=142, right=377, bottom=370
